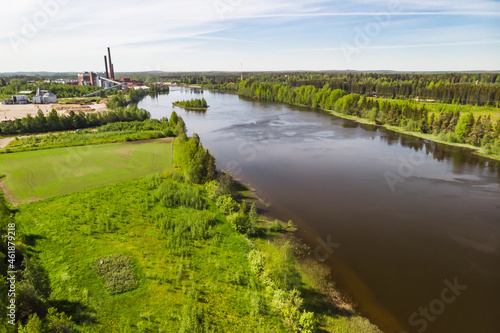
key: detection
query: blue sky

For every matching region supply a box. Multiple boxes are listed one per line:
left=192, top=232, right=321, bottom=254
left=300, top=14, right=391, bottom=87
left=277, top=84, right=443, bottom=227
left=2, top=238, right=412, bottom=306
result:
left=1, top=0, right=499, bottom=72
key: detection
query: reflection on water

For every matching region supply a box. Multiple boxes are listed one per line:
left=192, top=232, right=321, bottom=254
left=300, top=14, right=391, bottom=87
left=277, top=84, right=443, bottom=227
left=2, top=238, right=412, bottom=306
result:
left=140, top=89, right=500, bottom=333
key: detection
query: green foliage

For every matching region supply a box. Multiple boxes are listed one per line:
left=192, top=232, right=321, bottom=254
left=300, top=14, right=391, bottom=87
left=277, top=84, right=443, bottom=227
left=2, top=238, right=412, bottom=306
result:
left=227, top=213, right=251, bottom=234
left=217, top=172, right=236, bottom=196
left=156, top=208, right=217, bottom=252
left=157, top=179, right=207, bottom=210
left=237, top=72, right=500, bottom=106
left=179, top=301, right=210, bottom=333
left=4, top=119, right=171, bottom=153
left=0, top=104, right=151, bottom=136
left=45, top=307, right=76, bottom=333
left=203, top=180, right=221, bottom=200
left=239, top=79, right=500, bottom=157
left=18, top=313, right=44, bottom=333
left=248, top=249, right=265, bottom=276
left=174, top=134, right=216, bottom=184
left=455, top=112, right=475, bottom=143
left=94, top=254, right=139, bottom=294
left=271, top=219, right=285, bottom=232
left=173, top=98, right=208, bottom=109
left=247, top=204, right=258, bottom=235
left=215, top=195, right=238, bottom=215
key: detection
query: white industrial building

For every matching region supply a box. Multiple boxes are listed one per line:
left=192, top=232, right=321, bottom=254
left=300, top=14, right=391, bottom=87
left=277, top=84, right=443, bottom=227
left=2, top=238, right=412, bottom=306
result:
left=33, top=88, right=58, bottom=104
left=2, top=88, right=58, bottom=105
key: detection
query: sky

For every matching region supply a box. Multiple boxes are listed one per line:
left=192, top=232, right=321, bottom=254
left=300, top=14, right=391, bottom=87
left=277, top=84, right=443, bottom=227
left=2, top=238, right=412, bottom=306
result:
left=1, top=0, right=499, bottom=72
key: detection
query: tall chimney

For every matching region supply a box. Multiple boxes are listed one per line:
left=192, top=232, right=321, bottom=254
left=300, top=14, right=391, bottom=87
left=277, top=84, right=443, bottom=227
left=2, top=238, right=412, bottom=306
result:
left=104, top=55, right=109, bottom=79
left=107, top=47, right=114, bottom=80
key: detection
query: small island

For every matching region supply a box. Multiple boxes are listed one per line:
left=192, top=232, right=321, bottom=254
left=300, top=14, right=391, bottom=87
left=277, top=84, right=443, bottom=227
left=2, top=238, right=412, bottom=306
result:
left=172, top=98, right=208, bottom=110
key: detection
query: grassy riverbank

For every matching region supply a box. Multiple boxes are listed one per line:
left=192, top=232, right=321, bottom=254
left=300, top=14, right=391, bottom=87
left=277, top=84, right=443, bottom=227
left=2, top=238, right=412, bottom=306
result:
left=0, top=119, right=382, bottom=332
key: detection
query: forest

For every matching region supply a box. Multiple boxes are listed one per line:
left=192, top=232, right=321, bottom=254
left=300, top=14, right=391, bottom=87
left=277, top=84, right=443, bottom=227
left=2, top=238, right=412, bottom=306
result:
left=238, top=81, right=500, bottom=158
left=173, top=72, right=500, bottom=106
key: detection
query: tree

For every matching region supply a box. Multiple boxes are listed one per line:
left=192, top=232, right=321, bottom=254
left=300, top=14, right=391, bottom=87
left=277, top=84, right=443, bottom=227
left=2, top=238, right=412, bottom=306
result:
left=455, top=112, right=475, bottom=143
left=468, top=115, right=484, bottom=146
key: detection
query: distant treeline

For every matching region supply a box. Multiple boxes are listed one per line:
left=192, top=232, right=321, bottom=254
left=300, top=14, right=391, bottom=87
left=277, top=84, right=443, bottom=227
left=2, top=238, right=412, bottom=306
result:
left=242, top=73, right=500, bottom=107
left=239, top=81, right=500, bottom=156
left=172, top=72, right=500, bottom=106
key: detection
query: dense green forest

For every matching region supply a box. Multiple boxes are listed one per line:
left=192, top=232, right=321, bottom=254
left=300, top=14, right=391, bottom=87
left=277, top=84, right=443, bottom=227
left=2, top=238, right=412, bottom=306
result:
left=174, top=72, right=500, bottom=106
left=245, top=73, right=500, bottom=106
left=238, top=81, right=500, bottom=158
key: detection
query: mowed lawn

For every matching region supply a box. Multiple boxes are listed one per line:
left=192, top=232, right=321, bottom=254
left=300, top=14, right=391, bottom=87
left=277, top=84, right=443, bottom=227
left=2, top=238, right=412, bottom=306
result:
left=0, top=138, right=173, bottom=203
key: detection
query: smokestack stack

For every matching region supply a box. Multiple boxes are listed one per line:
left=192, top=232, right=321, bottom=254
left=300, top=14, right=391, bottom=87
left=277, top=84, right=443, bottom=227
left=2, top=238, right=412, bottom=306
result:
left=104, top=55, right=109, bottom=79
left=107, top=47, right=114, bottom=80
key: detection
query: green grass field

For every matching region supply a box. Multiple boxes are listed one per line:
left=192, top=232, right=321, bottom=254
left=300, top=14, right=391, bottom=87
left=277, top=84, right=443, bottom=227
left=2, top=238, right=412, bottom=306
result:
left=0, top=138, right=173, bottom=204
left=12, top=175, right=380, bottom=333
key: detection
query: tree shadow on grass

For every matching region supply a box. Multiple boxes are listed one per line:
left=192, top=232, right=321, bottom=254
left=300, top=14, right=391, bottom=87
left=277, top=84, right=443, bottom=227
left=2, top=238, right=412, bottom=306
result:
left=24, top=234, right=47, bottom=247
left=24, top=234, right=47, bottom=255
left=48, top=300, right=97, bottom=326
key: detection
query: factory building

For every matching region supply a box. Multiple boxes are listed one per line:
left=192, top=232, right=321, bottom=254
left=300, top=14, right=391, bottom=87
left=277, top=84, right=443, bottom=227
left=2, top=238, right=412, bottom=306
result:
left=78, top=72, right=97, bottom=86
left=2, top=88, right=57, bottom=104
left=33, top=88, right=58, bottom=104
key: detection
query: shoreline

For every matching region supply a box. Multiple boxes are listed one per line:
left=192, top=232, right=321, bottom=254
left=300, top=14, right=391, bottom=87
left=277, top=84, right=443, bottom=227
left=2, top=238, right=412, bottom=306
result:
left=324, top=108, right=500, bottom=162
left=236, top=92, right=500, bottom=163
left=172, top=103, right=208, bottom=111
left=233, top=179, right=383, bottom=332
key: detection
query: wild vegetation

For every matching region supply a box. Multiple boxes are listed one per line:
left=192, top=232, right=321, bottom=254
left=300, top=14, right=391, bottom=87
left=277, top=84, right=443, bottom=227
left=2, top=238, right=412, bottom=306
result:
left=0, top=105, right=150, bottom=136
left=173, top=98, right=209, bottom=110
left=238, top=81, right=500, bottom=159
left=2, top=118, right=184, bottom=153
left=1, top=124, right=381, bottom=332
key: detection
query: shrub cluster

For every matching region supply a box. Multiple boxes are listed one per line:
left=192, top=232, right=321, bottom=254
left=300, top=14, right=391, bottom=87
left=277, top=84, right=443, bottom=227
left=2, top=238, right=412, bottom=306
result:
left=93, top=254, right=139, bottom=294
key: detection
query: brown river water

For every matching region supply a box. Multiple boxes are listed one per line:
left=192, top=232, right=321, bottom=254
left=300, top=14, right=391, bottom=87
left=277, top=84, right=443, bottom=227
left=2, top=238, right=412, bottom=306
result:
left=140, top=88, right=500, bottom=333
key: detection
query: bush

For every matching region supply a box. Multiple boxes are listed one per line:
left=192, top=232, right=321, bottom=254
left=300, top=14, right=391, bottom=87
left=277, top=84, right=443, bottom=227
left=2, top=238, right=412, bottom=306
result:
left=18, top=313, right=44, bottom=333
left=45, top=307, right=76, bottom=333
left=227, top=213, right=250, bottom=234
left=157, top=180, right=206, bottom=210
left=203, top=180, right=221, bottom=200
left=94, top=254, right=139, bottom=294
left=215, top=195, right=238, bottom=215
left=271, top=219, right=284, bottom=232
left=248, top=250, right=265, bottom=276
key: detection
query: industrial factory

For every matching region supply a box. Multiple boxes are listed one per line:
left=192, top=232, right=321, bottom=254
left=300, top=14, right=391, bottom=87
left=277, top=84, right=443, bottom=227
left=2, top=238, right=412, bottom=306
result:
left=2, top=88, right=58, bottom=105
left=78, top=47, right=146, bottom=96
left=1, top=47, right=146, bottom=106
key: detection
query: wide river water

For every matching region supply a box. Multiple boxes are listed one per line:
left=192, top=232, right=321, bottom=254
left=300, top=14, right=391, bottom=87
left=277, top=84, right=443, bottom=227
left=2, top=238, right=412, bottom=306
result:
left=140, top=88, right=500, bottom=333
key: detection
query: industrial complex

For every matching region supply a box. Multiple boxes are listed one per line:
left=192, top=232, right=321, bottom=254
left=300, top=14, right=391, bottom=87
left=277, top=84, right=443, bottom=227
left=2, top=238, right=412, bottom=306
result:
left=2, top=47, right=148, bottom=105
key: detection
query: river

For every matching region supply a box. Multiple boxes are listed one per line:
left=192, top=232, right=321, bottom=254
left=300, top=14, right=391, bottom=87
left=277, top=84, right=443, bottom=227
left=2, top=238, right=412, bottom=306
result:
left=139, top=87, right=500, bottom=333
